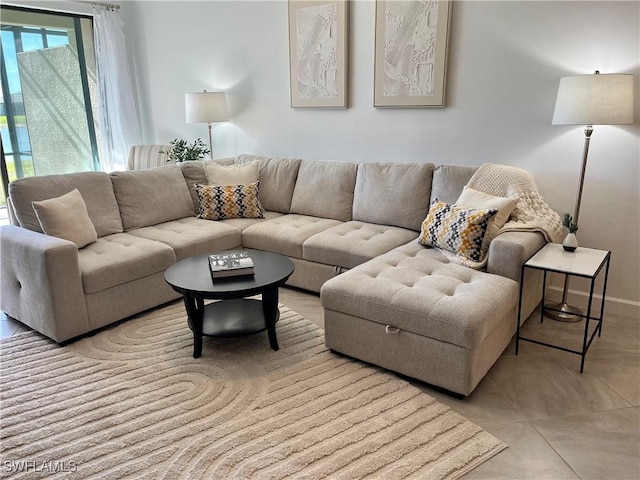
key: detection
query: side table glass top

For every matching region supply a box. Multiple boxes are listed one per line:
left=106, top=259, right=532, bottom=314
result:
left=525, top=243, right=610, bottom=277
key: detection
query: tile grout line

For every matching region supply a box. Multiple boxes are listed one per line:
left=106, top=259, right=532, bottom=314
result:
left=528, top=420, right=584, bottom=480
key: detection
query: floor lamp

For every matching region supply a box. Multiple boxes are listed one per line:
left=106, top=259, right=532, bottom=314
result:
left=185, top=91, right=229, bottom=158
left=546, top=71, right=634, bottom=322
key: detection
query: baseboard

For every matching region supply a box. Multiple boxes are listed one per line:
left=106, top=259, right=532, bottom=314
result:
left=547, top=286, right=640, bottom=319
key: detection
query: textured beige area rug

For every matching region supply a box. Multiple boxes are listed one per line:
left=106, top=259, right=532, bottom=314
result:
left=1, top=302, right=505, bottom=479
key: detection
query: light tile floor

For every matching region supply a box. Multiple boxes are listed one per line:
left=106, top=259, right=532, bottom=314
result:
left=3, top=287, right=639, bottom=479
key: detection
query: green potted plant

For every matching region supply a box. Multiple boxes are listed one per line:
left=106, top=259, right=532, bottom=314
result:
left=562, top=213, right=579, bottom=252
left=161, top=138, right=210, bottom=163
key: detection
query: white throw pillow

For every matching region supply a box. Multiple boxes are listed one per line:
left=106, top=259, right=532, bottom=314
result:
left=204, top=161, right=259, bottom=186
left=455, top=186, right=518, bottom=251
left=32, top=188, right=98, bottom=248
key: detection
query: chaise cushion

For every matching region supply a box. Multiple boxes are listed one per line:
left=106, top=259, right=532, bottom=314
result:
left=352, top=162, right=435, bottom=231
left=127, top=217, right=241, bottom=261
left=9, top=171, right=123, bottom=237
left=290, top=160, right=357, bottom=221
left=78, top=233, right=176, bottom=294
left=321, top=241, right=518, bottom=351
left=303, top=221, right=418, bottom=269
left=110, top=166, right=194, bottom=230
left=242, top=214, right=342, bottom=258
left=236, top=154, right=302, bottom=213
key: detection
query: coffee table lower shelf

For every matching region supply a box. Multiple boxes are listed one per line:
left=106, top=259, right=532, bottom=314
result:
left=184, top=294, right=281, bottom=358
left=194, top=299, right=280, bottom=337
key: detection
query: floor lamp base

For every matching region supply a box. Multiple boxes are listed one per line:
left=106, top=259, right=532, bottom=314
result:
left=544, top=302, right=583, bottom=323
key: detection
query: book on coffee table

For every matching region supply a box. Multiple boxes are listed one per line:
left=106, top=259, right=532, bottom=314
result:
left=208, top=251, right=255, bottom=279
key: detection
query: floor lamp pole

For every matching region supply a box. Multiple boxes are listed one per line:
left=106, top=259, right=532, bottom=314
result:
left=544, top=125, right=593, bottom=322
left=207, top=122, right=214, bottom=159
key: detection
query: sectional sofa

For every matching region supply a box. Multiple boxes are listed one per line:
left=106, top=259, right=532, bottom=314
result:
left=1, top=154, right=546, bottom=395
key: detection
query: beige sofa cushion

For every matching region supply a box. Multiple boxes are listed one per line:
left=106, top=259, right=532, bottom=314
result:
left=290, top=160, right=357, bottom=221
left=221, top=210, right=284, bottom=231
left=321, top=241, right=518, bottom=350
left=128, top=217, right=241, bottom=261
left=303, top=221, right=418, bottom=269
left=110, top=166, right=194, bottom=230
left=430, top=164, right=478, bottom=205
left=456, top=186, right=519, bottom=254
left=353, top=162, right=434, bottom=231
left=180, top=158, right=237, bottom=213
left=32, top=189, right=98, bottom=248
left=8, top=171, right=123, bottom=237
left=204, top=161, right=259, bottom=185
left=236, top=154, right=302, bottom=213
left=242, top=214, right=342, bottom=259
left=78, top=233, right=175, bottom=294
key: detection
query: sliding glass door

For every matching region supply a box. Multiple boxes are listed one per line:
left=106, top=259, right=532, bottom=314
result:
left=0, top=6, right=99, bottom=208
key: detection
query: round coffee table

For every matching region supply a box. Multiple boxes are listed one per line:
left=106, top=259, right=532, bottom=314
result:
left=164, top=250, right=294, bottom=358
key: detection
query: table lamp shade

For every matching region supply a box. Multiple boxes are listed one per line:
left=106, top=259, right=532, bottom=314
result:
left=552, top=73, right=634, bottom=126
left=185, top=91, right=229, bottom=124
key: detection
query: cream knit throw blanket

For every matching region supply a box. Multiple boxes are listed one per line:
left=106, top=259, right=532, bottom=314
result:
left=468, top=163, right=564, bottom=242
left=437, top=163, right=563, bottom=269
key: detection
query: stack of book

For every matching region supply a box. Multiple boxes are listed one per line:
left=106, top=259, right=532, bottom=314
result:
left=208, top=251, right=255, bottom=279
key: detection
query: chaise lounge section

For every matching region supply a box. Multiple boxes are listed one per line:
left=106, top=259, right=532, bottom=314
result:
left=1, top=154, right=547, bottom=395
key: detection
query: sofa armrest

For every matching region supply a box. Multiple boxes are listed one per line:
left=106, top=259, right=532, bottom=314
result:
left=487, top=231, right=546, bottom=282
left=1, top=225, right=89, bottom=342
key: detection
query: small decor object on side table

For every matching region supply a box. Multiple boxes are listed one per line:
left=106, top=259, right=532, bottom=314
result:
left=208, top=251, right=255, bottom=279
left=561, top=213, right=579, bottom=252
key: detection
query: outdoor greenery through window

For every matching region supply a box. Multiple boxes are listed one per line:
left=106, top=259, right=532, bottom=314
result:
left=0, top=6, right=99, bottom=208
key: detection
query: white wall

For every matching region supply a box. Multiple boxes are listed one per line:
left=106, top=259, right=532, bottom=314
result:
left=122, top=0, right=640, bottom=315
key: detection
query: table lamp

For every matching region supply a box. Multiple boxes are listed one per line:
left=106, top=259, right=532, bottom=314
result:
left=546, top=71, right=634, bottom=321
left=185, top=90, right=229, bottom=158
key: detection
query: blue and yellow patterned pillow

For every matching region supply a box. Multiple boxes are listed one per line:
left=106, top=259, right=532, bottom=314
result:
left=418, top=199, right=498, bottom=262
left=195, top=182, right=265, bottom=220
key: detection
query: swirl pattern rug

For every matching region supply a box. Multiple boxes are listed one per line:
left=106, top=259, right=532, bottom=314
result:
left=1, top=302, right=505, bottom=479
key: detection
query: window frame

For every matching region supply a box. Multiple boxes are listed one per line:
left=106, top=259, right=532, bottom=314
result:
left=0, top=5, right=98, bottom=204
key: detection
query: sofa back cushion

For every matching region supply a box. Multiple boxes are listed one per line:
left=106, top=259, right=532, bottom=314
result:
left=430, top=164, right=479, bottom=205
left=290, top=160, right=357, bottom=221
left=180, top=158, right=237, bottom=213
left=8, top=171, right=123, bottom=237
left=236, top=154, right=302, bottom=213
left=352, top=162, right=435, bottom=231
left=110, top=165, right=194, bottom=230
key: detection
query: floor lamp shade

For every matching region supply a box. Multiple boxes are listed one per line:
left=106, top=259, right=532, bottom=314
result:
left=185, top=91, right=229, bottom=124
left=552, top=73, right=634, bottom=125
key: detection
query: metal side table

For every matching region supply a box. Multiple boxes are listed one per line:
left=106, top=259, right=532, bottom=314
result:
left=516, top=243, right=611, bottom=372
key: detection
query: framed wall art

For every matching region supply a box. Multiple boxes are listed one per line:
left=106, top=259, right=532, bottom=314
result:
left=288, top=0, right=349, bottom=108
left=374, top=0, right=452, bottom=108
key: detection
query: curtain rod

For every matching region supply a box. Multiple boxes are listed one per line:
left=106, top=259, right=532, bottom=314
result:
left=80, top=1, right=120, bottom=11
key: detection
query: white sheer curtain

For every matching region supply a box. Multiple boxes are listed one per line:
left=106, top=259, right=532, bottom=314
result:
left=92, top=4, right=141, bottom=172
